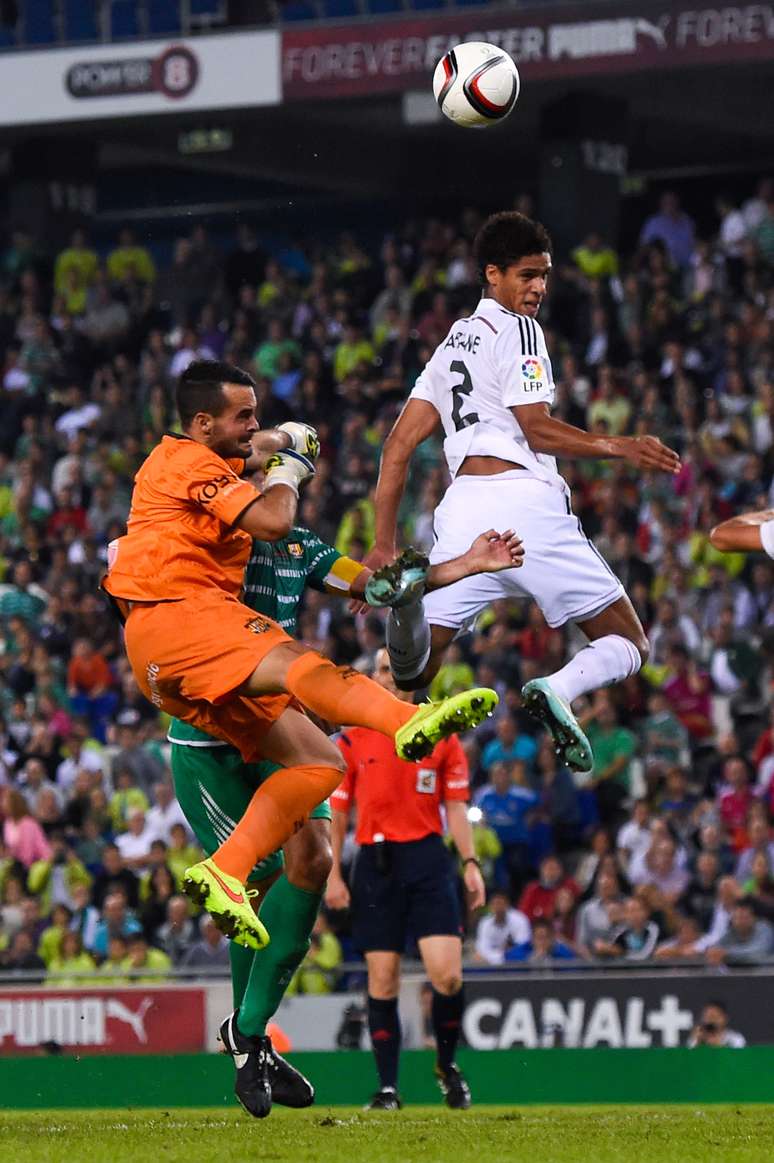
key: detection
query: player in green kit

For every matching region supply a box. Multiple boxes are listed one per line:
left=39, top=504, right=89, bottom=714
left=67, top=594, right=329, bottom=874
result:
left=170, top=521, right=523, bottom=1119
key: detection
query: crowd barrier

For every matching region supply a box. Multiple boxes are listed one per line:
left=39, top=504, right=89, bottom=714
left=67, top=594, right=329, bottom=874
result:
left=2, top=968, right=773, bottom=1055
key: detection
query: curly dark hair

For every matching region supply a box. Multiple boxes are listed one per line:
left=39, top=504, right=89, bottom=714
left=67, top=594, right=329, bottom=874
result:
left=473, top=211, right=552, bottom=286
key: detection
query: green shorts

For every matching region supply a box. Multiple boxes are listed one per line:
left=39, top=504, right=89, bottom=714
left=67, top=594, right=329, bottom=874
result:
left=170, top=742, right=332, bottom=883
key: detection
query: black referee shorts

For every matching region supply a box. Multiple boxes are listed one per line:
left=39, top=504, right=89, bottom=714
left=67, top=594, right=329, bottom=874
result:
left=350, top=833, right=463, bottom=954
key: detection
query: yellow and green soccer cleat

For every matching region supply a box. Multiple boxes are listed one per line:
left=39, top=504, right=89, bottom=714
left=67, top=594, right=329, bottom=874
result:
left=395, top=688, right=498, bottom=761
left=183, top=858, right=270, bottom=950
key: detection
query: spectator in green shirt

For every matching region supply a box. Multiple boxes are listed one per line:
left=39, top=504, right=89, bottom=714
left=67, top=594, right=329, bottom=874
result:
left=0, top=560, right=47, bottom=627
left=572, top=232, right=619, bottom=279
left=286, top=913, right=342, bottom=995
left=640, top=690, right=690, bottom=788
left=122, top=933, right=172, bottom=983
left=106, top=228, right=156, bottom=286
left=109, top=770, right=150, bottom=833
left=584, top=694, right=637, bottom=827
left=37, top=903, right=73, bottom=967
left=46, top=930, right=96, bottom=987
left=333, top=320, right=375, bottom=383
left=54, top=228, right=99, bottom=299
left=253, top=318, right=301, bottom=380
left=429, top=643, right=477, bottom=701
left=588, top=366, right=632, bottom=436
left=97, top=934, right=131, bottom=985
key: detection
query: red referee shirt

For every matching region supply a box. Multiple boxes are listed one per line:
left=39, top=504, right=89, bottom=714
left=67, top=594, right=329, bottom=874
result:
left=332, top=728, right=470, bottom=845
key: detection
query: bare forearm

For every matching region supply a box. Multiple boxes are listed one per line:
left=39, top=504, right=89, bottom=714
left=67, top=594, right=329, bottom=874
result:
left=427, top=550, right=487, bottom=590
left=710, top=510, right=774, bottom=553
left=445, top=801, right=475, bottom=861
left=522, top=413, right=620, bottom=459
left=374, top=453, right=410, bottom=551
left=243, top=429, right=292, bottom=472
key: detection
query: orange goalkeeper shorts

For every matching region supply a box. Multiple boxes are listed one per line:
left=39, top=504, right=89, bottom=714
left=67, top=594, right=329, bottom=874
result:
left=124, top=590, right=294, bottom=761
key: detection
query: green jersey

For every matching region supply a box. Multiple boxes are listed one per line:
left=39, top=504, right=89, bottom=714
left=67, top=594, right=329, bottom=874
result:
left=168, top=527, right=342, bottom=746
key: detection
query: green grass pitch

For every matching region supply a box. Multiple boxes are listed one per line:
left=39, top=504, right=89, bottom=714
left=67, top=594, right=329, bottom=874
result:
left=2, top=1107, right=774, bottom=1163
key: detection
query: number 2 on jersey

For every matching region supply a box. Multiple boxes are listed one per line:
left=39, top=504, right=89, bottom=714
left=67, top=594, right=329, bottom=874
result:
left=450, top=360, right=480, bottom=432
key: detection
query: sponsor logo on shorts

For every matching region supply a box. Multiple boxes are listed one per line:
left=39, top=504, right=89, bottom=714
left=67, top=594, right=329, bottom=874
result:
left=245, top=615, right=272, bottom=634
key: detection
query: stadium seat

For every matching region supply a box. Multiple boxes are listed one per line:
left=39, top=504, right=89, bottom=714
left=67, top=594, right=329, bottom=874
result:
left=188, top=0, right=226, bottom=22
left=63, top=0, right=99, bottom=42
left=21, top=0, right=57, bottom=44
left=367, top=0, right=404, bottom=13
left=110, top=0, right=140, bottom=39
left=407, top=0, right=447, bottom=10
left=453, top=0, right=492, bottom=7
left=319, top=0, right=361, bottom=17
left=279, top=0, right=320, bottom=19
left=0, top=23, right=16, bottom=49
left=148, top=0, right=182, bottom=36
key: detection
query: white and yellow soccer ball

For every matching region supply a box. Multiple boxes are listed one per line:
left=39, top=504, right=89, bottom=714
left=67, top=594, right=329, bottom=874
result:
left=432, top=41, right=520, bottom=129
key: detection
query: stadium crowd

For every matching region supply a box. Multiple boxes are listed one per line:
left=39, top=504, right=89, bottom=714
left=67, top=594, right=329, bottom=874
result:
left=0, top=178, right=773, bottom=985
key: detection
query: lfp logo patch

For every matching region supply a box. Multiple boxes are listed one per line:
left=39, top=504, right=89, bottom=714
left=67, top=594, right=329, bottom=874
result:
left=522, top=358, right=543, bottom=380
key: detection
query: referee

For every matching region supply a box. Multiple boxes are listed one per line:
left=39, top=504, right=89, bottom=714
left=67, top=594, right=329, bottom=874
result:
left=326, top=647, right=485, bottom=1110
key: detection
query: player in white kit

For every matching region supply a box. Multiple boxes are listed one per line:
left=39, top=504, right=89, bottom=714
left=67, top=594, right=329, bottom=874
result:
left=710, top=508, right=774, bottom=557
left=365, top=211, right=681, bottom=773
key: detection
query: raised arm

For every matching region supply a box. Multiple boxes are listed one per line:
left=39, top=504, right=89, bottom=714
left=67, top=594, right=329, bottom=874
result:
left=243, top=428, right=291, bottom=472
left=243, top=421, right=320, bottom=473
left=238, top=423, right=320, bottom=540
left=234, top=487, right=300, bottom=541
left=710, top=509, right=774, bottom=555
left=369, top=398, right=440, bottom=568
left=514, top=402, right=681, bottom=473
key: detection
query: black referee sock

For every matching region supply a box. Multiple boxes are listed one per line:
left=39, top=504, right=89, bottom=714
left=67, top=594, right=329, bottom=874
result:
left=432, top=987, right=464, bottom=1072
left=368, top=995, right=401, bottom=1090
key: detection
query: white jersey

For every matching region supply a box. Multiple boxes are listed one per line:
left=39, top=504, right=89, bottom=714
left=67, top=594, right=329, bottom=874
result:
left=409, top=296, right=561, bottom=484
left=760, top=517, right=774, bottom=559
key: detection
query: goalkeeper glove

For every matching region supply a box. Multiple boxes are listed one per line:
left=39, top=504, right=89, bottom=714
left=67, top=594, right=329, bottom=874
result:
left=263, top=450, right=316, bottom=497
left=277, top=421, right=320, bottom=460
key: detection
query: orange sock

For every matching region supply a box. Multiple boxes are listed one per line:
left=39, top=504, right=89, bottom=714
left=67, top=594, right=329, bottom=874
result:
left=213, top=764, right=341, bottom=882
left=284, top=653, right=415, bottom=737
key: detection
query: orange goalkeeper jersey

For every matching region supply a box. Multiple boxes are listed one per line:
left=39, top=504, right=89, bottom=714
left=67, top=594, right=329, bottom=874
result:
left=103, top=434, right=259, bottom=602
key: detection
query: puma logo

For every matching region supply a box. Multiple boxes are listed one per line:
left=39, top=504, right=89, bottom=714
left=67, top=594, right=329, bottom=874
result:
left=105, top=997, right=153, bottom=1044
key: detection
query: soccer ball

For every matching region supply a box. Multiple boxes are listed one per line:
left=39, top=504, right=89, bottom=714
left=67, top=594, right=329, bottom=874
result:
left=433, top=42, right=520, bottom=129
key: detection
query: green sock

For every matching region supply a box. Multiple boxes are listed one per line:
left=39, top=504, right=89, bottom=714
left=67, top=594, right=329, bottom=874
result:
left=229, top=941, right=255, bottom=1010
left=237, top=876, right=322, bottom=1037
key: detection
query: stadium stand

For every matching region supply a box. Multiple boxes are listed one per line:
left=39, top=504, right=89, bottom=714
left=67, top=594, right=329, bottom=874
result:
left=0, top=175, right=772, bottom=985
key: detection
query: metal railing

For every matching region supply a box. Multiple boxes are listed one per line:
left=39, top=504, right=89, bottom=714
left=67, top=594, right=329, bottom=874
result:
left=3, top=956, right=774, bottom=986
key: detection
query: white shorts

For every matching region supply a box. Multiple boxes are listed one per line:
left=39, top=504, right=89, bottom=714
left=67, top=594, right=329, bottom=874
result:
left=424, top=470, right=624, bottom=631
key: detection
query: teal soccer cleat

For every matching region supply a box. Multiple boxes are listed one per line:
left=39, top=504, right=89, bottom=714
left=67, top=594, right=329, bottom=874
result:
left=365, top=547, right=430, bottom=608
left=521, top=677, right=594, bottom=774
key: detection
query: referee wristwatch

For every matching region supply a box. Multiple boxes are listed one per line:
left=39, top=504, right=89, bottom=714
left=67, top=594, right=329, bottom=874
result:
left=461, top=857, right=482, bottom=871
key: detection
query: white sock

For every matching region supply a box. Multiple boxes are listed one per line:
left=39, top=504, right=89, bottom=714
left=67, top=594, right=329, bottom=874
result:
left=386, top=599, right=431, bottom=683
left=547, top=634, right=642, bottom=704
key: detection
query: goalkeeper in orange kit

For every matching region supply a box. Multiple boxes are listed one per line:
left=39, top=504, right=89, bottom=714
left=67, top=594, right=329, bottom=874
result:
left=103, top=359, right=499, bottom=951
